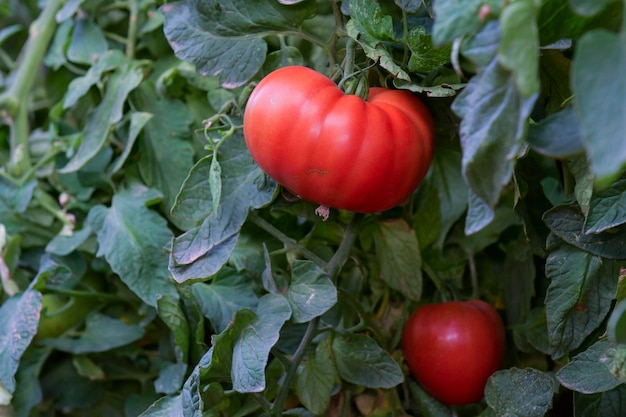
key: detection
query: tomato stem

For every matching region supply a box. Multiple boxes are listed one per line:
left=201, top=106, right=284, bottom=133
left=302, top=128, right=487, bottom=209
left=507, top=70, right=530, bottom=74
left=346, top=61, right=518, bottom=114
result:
left=248, top=213, right=327, bottom=269
left=125, top=0, right=139, bottom=59
left=271, top=213, right=363, bottom=416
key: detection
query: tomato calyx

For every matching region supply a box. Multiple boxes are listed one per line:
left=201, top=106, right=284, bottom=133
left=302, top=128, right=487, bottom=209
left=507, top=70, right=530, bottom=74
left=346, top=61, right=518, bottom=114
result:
left=315, top=205, right=331, bottom=221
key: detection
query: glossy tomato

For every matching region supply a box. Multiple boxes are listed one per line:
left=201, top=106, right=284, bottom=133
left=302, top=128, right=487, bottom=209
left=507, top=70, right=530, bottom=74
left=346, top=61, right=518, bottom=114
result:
left=243, top=66, right=435, bottom=214
left=402, top=300, right=505, bottom=405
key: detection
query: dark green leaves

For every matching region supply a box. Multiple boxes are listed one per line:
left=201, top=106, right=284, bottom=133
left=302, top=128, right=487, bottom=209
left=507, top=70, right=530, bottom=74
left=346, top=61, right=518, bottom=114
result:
left=42, top=312, right=144, bottom=354
left=451, top=57, right=537, bottom=234
left=169, top=132, right=277, bottom=282
left=332, top=334, right=404, bottom=389
left=373, top=219, right=422, bottom=300
left=485, top=368, right=558, bottom=417
left=0, top=290, right=41, bottom=394
left=544, top=204, right=626, bottom=259
left=557, top=339, right=622, bottom=394
left=231, top=294, right=291, bottom=392
left=87, top=184, right=178, bottom=307
left=295, top=340, right=336, bottom=415
left=544, top=242, right=617, bottom=359
left=572, top=28, right=626, bottom=185
left=161, top=0, right=317, bottom=87
left=286, top=260, right=336, bottom=323
left=433, top=0, right=504, bottom=45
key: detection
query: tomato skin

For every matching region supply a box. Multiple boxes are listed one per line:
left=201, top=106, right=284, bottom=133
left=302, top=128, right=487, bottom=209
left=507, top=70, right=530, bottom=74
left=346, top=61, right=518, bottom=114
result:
left=401, top=300, right=505, bottom=405
left=243, top=66, right=435, bottom=213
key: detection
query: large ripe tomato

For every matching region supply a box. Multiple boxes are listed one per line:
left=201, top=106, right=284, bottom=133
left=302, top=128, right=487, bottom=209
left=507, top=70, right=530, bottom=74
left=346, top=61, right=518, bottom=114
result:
left=402, top=300, right=505, bottom=405
left=243, top=66, right=435, bottom=214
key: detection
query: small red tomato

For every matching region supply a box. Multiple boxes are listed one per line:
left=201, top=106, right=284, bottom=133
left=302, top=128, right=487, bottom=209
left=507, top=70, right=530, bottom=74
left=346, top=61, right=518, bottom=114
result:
left=243, top=66, right=435, bottom=214
left=402, top=300, right=505, bottom=405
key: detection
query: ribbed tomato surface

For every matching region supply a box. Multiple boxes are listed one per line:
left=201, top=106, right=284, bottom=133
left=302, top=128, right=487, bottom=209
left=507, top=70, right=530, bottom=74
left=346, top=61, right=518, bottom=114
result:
left=243, top=66, right=435, bottom=213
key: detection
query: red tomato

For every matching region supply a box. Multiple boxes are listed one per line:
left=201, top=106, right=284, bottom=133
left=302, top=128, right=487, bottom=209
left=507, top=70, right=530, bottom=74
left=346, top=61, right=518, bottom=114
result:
left=402, top=300, right=505, bottom=405
left=243, top=66, right=435, bottom=214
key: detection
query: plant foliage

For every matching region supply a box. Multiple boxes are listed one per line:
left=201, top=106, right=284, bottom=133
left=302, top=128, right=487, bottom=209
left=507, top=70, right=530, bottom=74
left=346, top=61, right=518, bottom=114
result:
left=1, top=0, right=626, bottom=416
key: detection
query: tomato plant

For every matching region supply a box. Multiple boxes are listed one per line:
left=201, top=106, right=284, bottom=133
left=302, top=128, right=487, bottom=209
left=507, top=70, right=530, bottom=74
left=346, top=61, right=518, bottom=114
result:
left=1, top=0, right=626, bottom=416
left=243, top=65, right=435, bottom=214
left=402, top=300, right=505, bottom=405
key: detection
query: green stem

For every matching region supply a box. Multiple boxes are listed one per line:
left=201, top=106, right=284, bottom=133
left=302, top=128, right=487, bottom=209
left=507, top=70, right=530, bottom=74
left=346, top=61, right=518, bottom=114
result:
left=466, top=249, right=479, bottom=299
left=271, top=316, right=319, bottom=416
left=270, top=213, right=364, bottom=416
left=327, top=0, right=346, bottom=74
left=0, top=0, right=64, bottom=113
left=8, top=104, right=30, bottom=176
left=126, top=0, right=139, bottom=59
left=249, top=213, right=327, bottom=269
left=0, top=0, right=66, bottom=175
left=325, top=213, right=363, bottom=280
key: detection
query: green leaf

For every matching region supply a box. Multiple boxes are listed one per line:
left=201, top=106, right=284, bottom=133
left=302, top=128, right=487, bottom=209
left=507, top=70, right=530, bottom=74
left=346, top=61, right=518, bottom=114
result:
left=155, top=361, right=187, bottom=395
left=286, top=260, right=337, bottom=323
left=199, top=308, right=256, bottom=382
left=108, top=111, right=153, bottom=175
left=139, top=394, right=183, bottom=417
left=45, top=225, right=92, bottom=256
left=556, top=339, right=622, bottom=394
left=502, top=240, right=536, bottom=328
left=60, top=62, right=145, bottom=173
left=134, top=78, right=195, bottom=230
left=161, top=0, right=316, bottom=88
left=573, top=385, right=626, bottom=417
left=73, top=355, right=105, bottom=381
left=349, top=0, right=396, bottom=43
left=538, top=0, right=623, bottom=44
left=171, top=155, right=214, bottom=223
left=332, top=333, right=404, bottom=389
left=566, top=156, right=594, bottom=216
left=433, top=0, right=504, bottom=45
left=346, top=21, right=410, bottom=81
left=424, top=148, right=468, bottom=247
left=544, top=204, right=626, bottom=259
left=191, top=268, right=259, bottom=333
left=43, top=19, right=72, bottom=70
left=485, top=368, right=557, bottom=417
left=86, top=183, right=178, bottom=307
left=176, top=367, right=203, bottom=417
left=465, top=188, right=495, bottom=235
left=526, top=107, right=584, bottom=158
left=42, top=311, right=144, bottom=354
left=498, top=0, right=541, bottom=98
left=451, top=57, right=537, bottom=233
left=373, top=219, right=422, bottom=300
left=169, top=132, right=277, bottom=282
left=66, top=18, right=108, bottom=65
left=601, top=344, right=626, bottom=383
left=544, top=242, right=617, bottom=359
left=0, top=290, right=42, bottom=394
left=406, top=26, right=453, bottom=73
left=572, top=29, right=626, bottom=184
left=295, top=339, right=337, bottom=415
left=607, top=300, right=626, bottom=344
left=12, top=345, right=52, bottom=416
left=585, top=179, right=626, bottom=233
left=407, top=380, right=455, bottom=417
left=231, top=294, right=291, bottom=392
left=460, top=20, right=501, bottom=69
left=157, top=295, right=191, bottom=363
left=62, top=50, right=128, bottom=109
left=570, top=0, right=620, bottom=16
